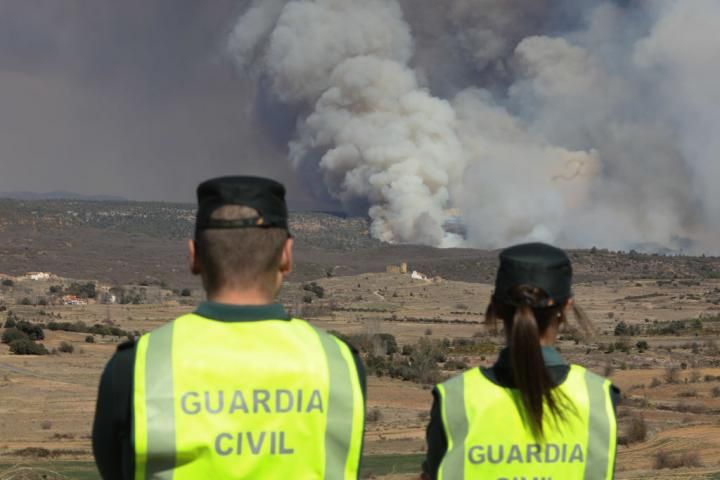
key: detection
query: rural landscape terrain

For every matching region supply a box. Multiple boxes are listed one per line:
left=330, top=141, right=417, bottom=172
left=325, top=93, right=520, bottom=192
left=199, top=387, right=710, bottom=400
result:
left=2, top=199, right=720, bottom=479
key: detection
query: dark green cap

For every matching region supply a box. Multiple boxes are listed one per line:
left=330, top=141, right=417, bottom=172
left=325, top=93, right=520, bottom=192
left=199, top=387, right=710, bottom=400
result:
left=493, top=242, right=572, bottom=307
left=196, top=176, right=289, bottom=232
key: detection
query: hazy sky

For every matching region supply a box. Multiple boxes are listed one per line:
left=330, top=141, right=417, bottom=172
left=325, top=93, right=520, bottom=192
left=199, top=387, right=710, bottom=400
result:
left=0, top=1, right=323, bottom=208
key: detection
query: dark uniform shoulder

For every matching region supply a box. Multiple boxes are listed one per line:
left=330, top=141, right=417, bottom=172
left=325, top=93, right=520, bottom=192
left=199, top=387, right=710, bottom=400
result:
left=335, top=336, right=359, bottom=355
left=116, top=339, right=137, bottom=352
left=610, top=383, right=621, bottom=410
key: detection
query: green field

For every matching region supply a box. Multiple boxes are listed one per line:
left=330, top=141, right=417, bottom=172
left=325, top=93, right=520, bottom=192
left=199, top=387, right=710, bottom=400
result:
left=0, top=454, right=424, bottom=479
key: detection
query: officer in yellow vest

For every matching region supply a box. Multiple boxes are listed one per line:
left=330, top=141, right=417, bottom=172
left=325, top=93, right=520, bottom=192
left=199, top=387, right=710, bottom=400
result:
left=422, top=243, right=619, bottom=480
left=92, top=176, right=366, bottom=480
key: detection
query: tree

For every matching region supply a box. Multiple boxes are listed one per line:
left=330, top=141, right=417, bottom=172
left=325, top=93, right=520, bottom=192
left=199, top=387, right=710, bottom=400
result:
left=408, top=338, right=445, bottom=384
left=16, top=321, right=44, bottom=340
left=614, top=321, right=629, bottom=336
left=2, top=328, right=29, bottom=344
left=372, top=334, right=398, bottom=356
left=302, top=282, right=325, bottom=298
left=665, top=366, right=680, bottom=384
left=66, top=282, right=97, bottom=299
left=9, top=339, right=48, bottom=355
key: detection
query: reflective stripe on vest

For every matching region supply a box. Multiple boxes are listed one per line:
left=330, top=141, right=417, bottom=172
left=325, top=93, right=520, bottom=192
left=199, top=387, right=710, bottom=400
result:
left=437, top=365, right=616, bottom=480
left=133, top=314, right=364, bottom=480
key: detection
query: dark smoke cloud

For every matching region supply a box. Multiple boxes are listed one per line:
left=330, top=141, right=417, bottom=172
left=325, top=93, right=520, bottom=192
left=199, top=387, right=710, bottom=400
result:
left=0, top=1, right=322, bottom=209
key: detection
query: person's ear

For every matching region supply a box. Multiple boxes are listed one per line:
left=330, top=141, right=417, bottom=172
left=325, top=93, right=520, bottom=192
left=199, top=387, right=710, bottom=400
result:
left=188, top=239, right=202, bottom=276
left=278, top=236, right=294, bottom=278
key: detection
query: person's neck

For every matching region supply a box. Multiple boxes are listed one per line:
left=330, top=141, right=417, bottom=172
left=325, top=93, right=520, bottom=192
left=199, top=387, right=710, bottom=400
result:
left=207, top=288, right=275, bottom=306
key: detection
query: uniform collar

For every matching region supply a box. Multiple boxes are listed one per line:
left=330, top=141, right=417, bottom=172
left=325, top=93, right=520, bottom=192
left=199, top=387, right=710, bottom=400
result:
left=494, top=346, right=566, bottom=368
left=194, top=302, right=290, bottom=322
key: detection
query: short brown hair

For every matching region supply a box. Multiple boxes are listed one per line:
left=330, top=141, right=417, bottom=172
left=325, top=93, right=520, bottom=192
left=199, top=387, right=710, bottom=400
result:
left=195, top=206, right=289, bottom=293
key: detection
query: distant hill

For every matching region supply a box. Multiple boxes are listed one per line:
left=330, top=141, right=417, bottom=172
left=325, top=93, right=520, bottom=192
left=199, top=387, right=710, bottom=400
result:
left=0, top=198, right=718, bottom=288
left=0, top=191, right=128, bottom=202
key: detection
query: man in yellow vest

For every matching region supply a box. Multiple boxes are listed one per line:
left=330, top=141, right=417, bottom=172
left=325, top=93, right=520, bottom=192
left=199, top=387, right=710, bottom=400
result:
left=92, top=176, right=366, bottom=480
left=422, top=243, right=619, bottom=480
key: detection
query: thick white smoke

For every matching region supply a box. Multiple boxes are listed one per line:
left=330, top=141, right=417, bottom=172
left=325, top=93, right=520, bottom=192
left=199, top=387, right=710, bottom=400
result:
left=452, top=0, right=720, bottom=252
left=230, top=0, right=720, bottom=253
left=229, top=0, right=465, bottom=246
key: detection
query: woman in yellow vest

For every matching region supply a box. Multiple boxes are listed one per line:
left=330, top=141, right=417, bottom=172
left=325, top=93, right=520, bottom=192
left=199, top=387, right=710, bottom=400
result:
left=422, top=243, right=619, bottom=480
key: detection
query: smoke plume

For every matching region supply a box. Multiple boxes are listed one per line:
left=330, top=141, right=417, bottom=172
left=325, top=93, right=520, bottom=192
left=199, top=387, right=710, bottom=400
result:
left=230, top=0, right=720, bottom=253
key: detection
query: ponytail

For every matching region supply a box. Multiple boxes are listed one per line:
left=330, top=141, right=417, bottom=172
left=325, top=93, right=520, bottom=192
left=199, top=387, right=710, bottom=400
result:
left=486, top=285, right=581, bottom=440
left=510, top=305, right=560, bottom=439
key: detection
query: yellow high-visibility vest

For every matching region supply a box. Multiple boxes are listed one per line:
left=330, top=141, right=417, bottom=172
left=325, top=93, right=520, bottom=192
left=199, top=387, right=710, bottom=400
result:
left=437, top=365, right=616, bottom=480
left=132, top=313, right=365, bottom=480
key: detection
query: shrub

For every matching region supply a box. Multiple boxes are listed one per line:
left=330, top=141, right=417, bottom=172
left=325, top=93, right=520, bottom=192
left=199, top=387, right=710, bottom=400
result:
left=614, top=338, right=631, bottom=353
left=302, top=282, right=325, bottom=298
left=180, top=288, right=192, bottom=297
left=619, top=414, right=647, bottom=445
left=452, top=338, right=497, bottom=355
left=41, top=420, right=52, bottom=430
left=16, top=321, right=44, bottom=340
left=44, top=320, right=129, bottom=338
left=3, top=316, right=17, bottom=329
left=373, top=334, right=398, bottom=356
left=712, top=387, right=720, bottom=398
left=366, top=407, right=382, bottom=423
left=302, top=295, right=313, bottom=304
left=1, top=279, right=14, bottom=287
left=664, top=366, right=680, bottom=384
left=2, top=328, right=29, bottom=344
left=614, top=321, right=629, bottom=336
left=58, top=341, right=74, bottom=354
left=654, top=450, right=702, bottom=469
left=407, top=338, right=445, bottom=384
left=85, top=335, right=95, bottom=343
left=19, top=297, right=32, bottom=306
left=677, top=389, right=697, bottom=398
left=650, top=377, right=662, bottom=388
left=424, top=328, right=433, bottom=336
left=636, top=340, right=649, bottom=352
left=9, top=339, right=48, bottom=355
left=65, top=282, right=97, bottom=299
left=445, top=359, right=469, bottom=371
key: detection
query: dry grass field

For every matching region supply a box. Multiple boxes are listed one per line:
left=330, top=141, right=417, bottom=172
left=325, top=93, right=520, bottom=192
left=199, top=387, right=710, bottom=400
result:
left=1, top=271, right=720, bottom=478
